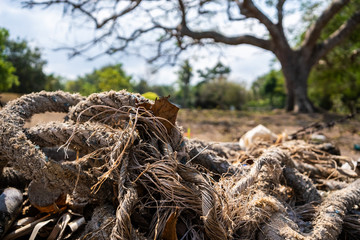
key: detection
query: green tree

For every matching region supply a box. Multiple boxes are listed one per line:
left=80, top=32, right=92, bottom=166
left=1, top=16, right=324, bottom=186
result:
left=194, top=62, right=246, bottom=109
left=65, top=64, right=132, bottom=95
left=252, top=70, right=286, bottom=109
left=197, top=62, right=230, bottom=84
left=133, top=79, right=150, bottom=94
left=0, top=28, right=18, bottom=92
left=195, top=61, right=231, bottom=108
left=44, top=74, right=65, bottom=91
left=176, top=60, right=193, bottom=108
left=308, top=1, right=360, bottom=113
left=5, top=38, right=47, bottom=93
left=197, top=81, right=247, bottom=110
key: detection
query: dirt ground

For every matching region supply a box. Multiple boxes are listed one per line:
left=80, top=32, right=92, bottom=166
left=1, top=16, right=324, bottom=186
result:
left=22, top=108, right=360, bottom=161
left=177, top=109, right=360, bottom=161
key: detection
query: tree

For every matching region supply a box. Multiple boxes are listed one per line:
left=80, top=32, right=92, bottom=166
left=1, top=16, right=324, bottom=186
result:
left=5, top=38, right=48, bottom=93
left=176, top=60, right=193, bottom=108
left=23, top=0, right=360, bottom=112
left=44, top=74, right=65, bottom=91
left=195, top=61, right=231, bottom=107
left=253, top=70, right=286, bottom=109
left=308, top=1, right=360, bottom=114
left=198, top=62, right=231, bottom=84
left=194, top=61, right=246, bottom=109
left=0, top=28, right=18, bottom=92
left=133, top=79, right=150, bottom=94
left=196, top=80, right=247, bottom=110
left=65, top=64, right=132, bottom=95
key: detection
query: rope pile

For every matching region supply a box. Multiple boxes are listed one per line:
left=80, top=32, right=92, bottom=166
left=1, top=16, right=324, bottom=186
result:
left=0, top=90, right=359, bottom=240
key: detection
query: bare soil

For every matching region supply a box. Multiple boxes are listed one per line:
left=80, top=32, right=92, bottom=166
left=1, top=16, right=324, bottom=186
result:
left=177, top=109, right=360, bottom=160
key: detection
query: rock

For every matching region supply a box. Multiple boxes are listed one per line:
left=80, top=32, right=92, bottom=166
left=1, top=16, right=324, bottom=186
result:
left=0, top=188, right=23, bottom=238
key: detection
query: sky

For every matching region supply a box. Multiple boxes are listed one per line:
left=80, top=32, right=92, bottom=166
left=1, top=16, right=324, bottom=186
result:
left=0, top=0, right=282, bottom=87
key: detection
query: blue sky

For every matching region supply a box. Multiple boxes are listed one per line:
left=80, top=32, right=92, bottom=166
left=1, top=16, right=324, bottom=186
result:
left=0, top=0, right=280, bottom=86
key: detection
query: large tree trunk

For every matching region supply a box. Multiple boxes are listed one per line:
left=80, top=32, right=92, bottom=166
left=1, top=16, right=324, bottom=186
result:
left=284, top=75, right=295, bottom=112
left=293, top=76, right=316, bottom=113
left=280, top=54, right=317, bottom=113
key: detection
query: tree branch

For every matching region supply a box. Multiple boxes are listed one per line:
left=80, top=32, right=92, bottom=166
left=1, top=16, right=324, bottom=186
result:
left=95, top=0, right=142, bottom=29
left=178, top=0, right=272, bottom=51
left=179, top=26, right=273, bottom=50
left=302, top=0, right=350, bottom=49
left=276, top=0, right=286, bottom=27
left=313, top=10, right=360, bottom=65
left=235, top=0, right=281, bottom=40
left=24, top=0, right=142, bottom=29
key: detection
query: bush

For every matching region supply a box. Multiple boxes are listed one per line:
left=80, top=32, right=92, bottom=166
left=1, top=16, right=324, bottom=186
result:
left=195, top=81, right=246, bottom=110
left=142, top=91, right=159, bottom=101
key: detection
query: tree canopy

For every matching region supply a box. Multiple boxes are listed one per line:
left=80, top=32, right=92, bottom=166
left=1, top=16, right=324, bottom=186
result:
left=65, top=64, right=132, bottom=96
left=5, top=37, right=48, bottom=93
left=0, top=28, right=18, bottom=92
left=308, top=0, right=360, bottom=113
left=177, top=60, right=193, bottom=108
left=198, top=62, right=231, bottom=84
left=250, top=69, right=286, bottom=109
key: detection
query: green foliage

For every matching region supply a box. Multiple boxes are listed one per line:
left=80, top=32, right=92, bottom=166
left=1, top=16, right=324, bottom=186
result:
left=149, top=85, right=174, bottom=97
left=196, top=81, right=247, bottom=110
left=194, top=61, right=233, bottom=108
left=250, top=70, right=286, bottom=109
left=197, top=61, right=230, bottom=84
left=65, top=64, right=132, bottom=95
left=308, top=1, right=360, bottom=113
left=44, top=74, right=65, bottom=91
left=133, top=79, right=175, bottom=100
left=176, top=60, right=193, bottom=108
left=0, top=28, right=19, bottom=91
left=142, top=91, right=159, bottom=101
left=5, top=37, right=48, bottom=93
left=177, top=60, right=192, bottom=86
left=133, top=79, right=150, bottom=94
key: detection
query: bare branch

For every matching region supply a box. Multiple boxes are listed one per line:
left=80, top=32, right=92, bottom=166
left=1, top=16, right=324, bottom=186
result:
left=178, top=0, right=187, bottom=25
left=235, top=0, right=281, bottom=40
left=276, top=0, right=286, bottom=27
left=95, top=0, right=142, bottom=29
left=312, top=10, right=360, bottom=65
left=24, top=0, right=142, bottom=29
left=178, top=0, right=272, bottom=51
left=302, top=0, right=350, bottom=49
left=180, top=26, right=273, bottom=51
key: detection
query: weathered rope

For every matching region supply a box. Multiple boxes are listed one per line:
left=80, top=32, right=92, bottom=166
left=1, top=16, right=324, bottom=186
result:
left=68, top=90, right=150, bottom=123
left=0, top=91, right=83, bottom=184
left=231, top=147, right=284, bottom=196
left=26, top=121, right=121, bottom=153
left=261, top=179, right=360, bottom=240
